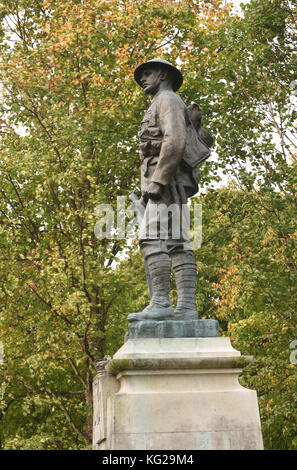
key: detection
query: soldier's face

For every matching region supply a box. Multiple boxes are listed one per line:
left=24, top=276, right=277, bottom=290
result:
left=140, top=67, right=163, bottom=95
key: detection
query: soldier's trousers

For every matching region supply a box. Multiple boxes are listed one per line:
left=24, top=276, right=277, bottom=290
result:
left=138, top=183, right=198, bottom=312
left=139, top=183, right=193, bottom=257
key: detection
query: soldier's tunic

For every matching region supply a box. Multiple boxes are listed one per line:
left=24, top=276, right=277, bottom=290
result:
left=139, top=89, right=199, bottom=198
left=138, top=89, right=208, bottom=253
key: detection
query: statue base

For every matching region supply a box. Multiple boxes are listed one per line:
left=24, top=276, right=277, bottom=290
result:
left=93, top=337, right=263, bottom=450
left=125, top=318, right=219, bottom=341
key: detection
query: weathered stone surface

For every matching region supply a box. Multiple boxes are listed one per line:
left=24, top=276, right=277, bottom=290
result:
left=115, top=336, right=239, bottom=357
left=125, top=318, right=219, bottom=341
left=93, top=337, right=264, bottom=450
left=108, top=355, right=253, bottom=375
left=92, top=365, right=120, bottom=450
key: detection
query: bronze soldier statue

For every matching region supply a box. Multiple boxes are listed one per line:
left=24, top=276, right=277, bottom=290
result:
left=128, top=58, right=213, bottom=324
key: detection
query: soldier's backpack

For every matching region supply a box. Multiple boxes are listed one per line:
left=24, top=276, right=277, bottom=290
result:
left=183, top=103, right=213, bottom=169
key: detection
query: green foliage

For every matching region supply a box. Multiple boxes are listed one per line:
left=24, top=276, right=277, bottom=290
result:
left=0, top=0, right=296, bottom=450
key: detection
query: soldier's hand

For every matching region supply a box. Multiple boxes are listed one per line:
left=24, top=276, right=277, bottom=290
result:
left=147, top=182, right=164, bottom=200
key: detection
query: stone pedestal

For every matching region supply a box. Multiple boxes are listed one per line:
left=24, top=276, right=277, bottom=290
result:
left=93, top=337, right=263, bottom=450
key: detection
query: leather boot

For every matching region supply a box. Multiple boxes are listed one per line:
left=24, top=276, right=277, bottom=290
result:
left=128, top=252, right=174, bottom=322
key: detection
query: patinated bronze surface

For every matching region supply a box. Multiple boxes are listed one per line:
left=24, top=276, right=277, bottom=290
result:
left=127, top=58, right=216, bottom=336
